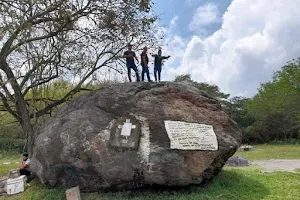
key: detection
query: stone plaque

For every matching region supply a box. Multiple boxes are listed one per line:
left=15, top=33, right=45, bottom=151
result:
left=110, top=117, right=141, bottom=150
left=164, top=120, right=218, bottom=150
left=66, top=186, right=81, bottom=200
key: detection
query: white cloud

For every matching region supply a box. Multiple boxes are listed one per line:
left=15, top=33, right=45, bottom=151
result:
left=156, top=17, right=187, bottom=77
left=189, top=3, right=219, bottom=32
left=169, top=16, right=179, bottom=30
left=164, top=0, right=300, bottom=97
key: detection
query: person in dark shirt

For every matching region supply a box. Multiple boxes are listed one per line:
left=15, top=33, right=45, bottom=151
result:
left=123, top=44, right=140, bottom=82
left=152, top=49, right=170, bottom=82
left=140, top=46, right=152, bottom=82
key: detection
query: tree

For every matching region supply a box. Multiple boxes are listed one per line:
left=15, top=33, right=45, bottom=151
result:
left=246, top=59, right=300, bottom=142
left=174, top=74, right=230, bottom=105
left=225, top=96, right=255, bottom=143
left=0, top=111, right=22, bottom=139
left=227, top=96, right=255, bottom=128
left=0, top=0, right=158, bottom=156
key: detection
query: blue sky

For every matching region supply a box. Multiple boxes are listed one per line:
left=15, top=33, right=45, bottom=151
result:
left=154, top=0, right=231, bottom=37
left=149, top=0, right=300, bottom=97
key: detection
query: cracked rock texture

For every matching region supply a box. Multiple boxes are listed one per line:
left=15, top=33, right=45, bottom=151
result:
left=31, top=82, right=241, bottom=191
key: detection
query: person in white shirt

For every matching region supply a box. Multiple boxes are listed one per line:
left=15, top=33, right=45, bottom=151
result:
left=19, top=153, right=31, bottom=176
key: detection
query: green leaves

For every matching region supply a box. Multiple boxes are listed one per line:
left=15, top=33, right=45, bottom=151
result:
left=174, top=74, right=230, bottom=101
left=247, top=59, right=300, bottom=120
left=245, top=59, right=300, bottom=142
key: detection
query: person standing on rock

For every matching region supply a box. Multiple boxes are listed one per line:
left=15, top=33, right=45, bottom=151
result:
left=151, top=49, right=170, bottom=82
left=141, top=46, right=152, bottom=82
left=123, top=44, right=140, bottom=82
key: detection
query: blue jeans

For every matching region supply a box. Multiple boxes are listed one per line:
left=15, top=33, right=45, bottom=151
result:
left=141, top=65, right=151, bottom=82
left=154, top=66, right=162, bottom=81
left=127, top=64, right=140, bottom=82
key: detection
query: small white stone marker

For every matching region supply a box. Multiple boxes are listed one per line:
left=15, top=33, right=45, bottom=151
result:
left=120, top=119, right=135, bottom=136
left=66, top=186, right=81, bottom=200
left=118, top=120, right=136, bottom=129
left=121, top=119, right=132, bottom=136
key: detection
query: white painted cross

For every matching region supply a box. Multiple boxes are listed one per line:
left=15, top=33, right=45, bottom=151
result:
left=118, top=119, right=136, bottom=136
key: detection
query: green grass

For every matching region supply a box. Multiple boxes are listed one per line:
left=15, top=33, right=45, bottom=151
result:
left=235, top=144, right=300, bottom=161
left=295, top=168, right=300, bottom=173
left=0, top=151, right=20, bottom=177
left=0, top=182, right=65, bottom=200
left=1, top=168, right=299, bottom=200
left=1, top=145, right=300, bottom=200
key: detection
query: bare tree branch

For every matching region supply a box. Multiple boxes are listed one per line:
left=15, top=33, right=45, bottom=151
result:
left=0, top=90, right=21, bottom=121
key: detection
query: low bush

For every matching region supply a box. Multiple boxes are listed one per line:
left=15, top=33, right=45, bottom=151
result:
left=0, top=138, right=24, bottom=153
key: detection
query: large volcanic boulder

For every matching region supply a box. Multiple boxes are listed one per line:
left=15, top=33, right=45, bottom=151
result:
left=31, top=82, right=241, bottom=191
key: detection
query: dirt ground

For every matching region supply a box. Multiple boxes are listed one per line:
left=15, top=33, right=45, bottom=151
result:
left=252, top=159, right=300, bottom=172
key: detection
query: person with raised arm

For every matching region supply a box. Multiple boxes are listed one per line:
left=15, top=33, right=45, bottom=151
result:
left=151, top=49, right=170, bottom=82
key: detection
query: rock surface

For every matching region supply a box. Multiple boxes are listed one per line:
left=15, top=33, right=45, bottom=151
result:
left=225, top=156, right=250, bottom=166
left=31, top=82, right=241, bottom=191
left=0, top=178, right=7, bottom=195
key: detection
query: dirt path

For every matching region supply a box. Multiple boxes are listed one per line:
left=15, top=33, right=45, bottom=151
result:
left=252, top=159, right=300, bottom=173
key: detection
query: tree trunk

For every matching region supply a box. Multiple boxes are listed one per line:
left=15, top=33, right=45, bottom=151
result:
left=1, top=61, right=34, bottom=157
left=17, top=95, right=34, bottom=157
left=20, top=114, right=34, bottom=157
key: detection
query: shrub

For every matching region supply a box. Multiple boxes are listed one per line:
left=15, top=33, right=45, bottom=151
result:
left=0, top=138, right=24, bottom=153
